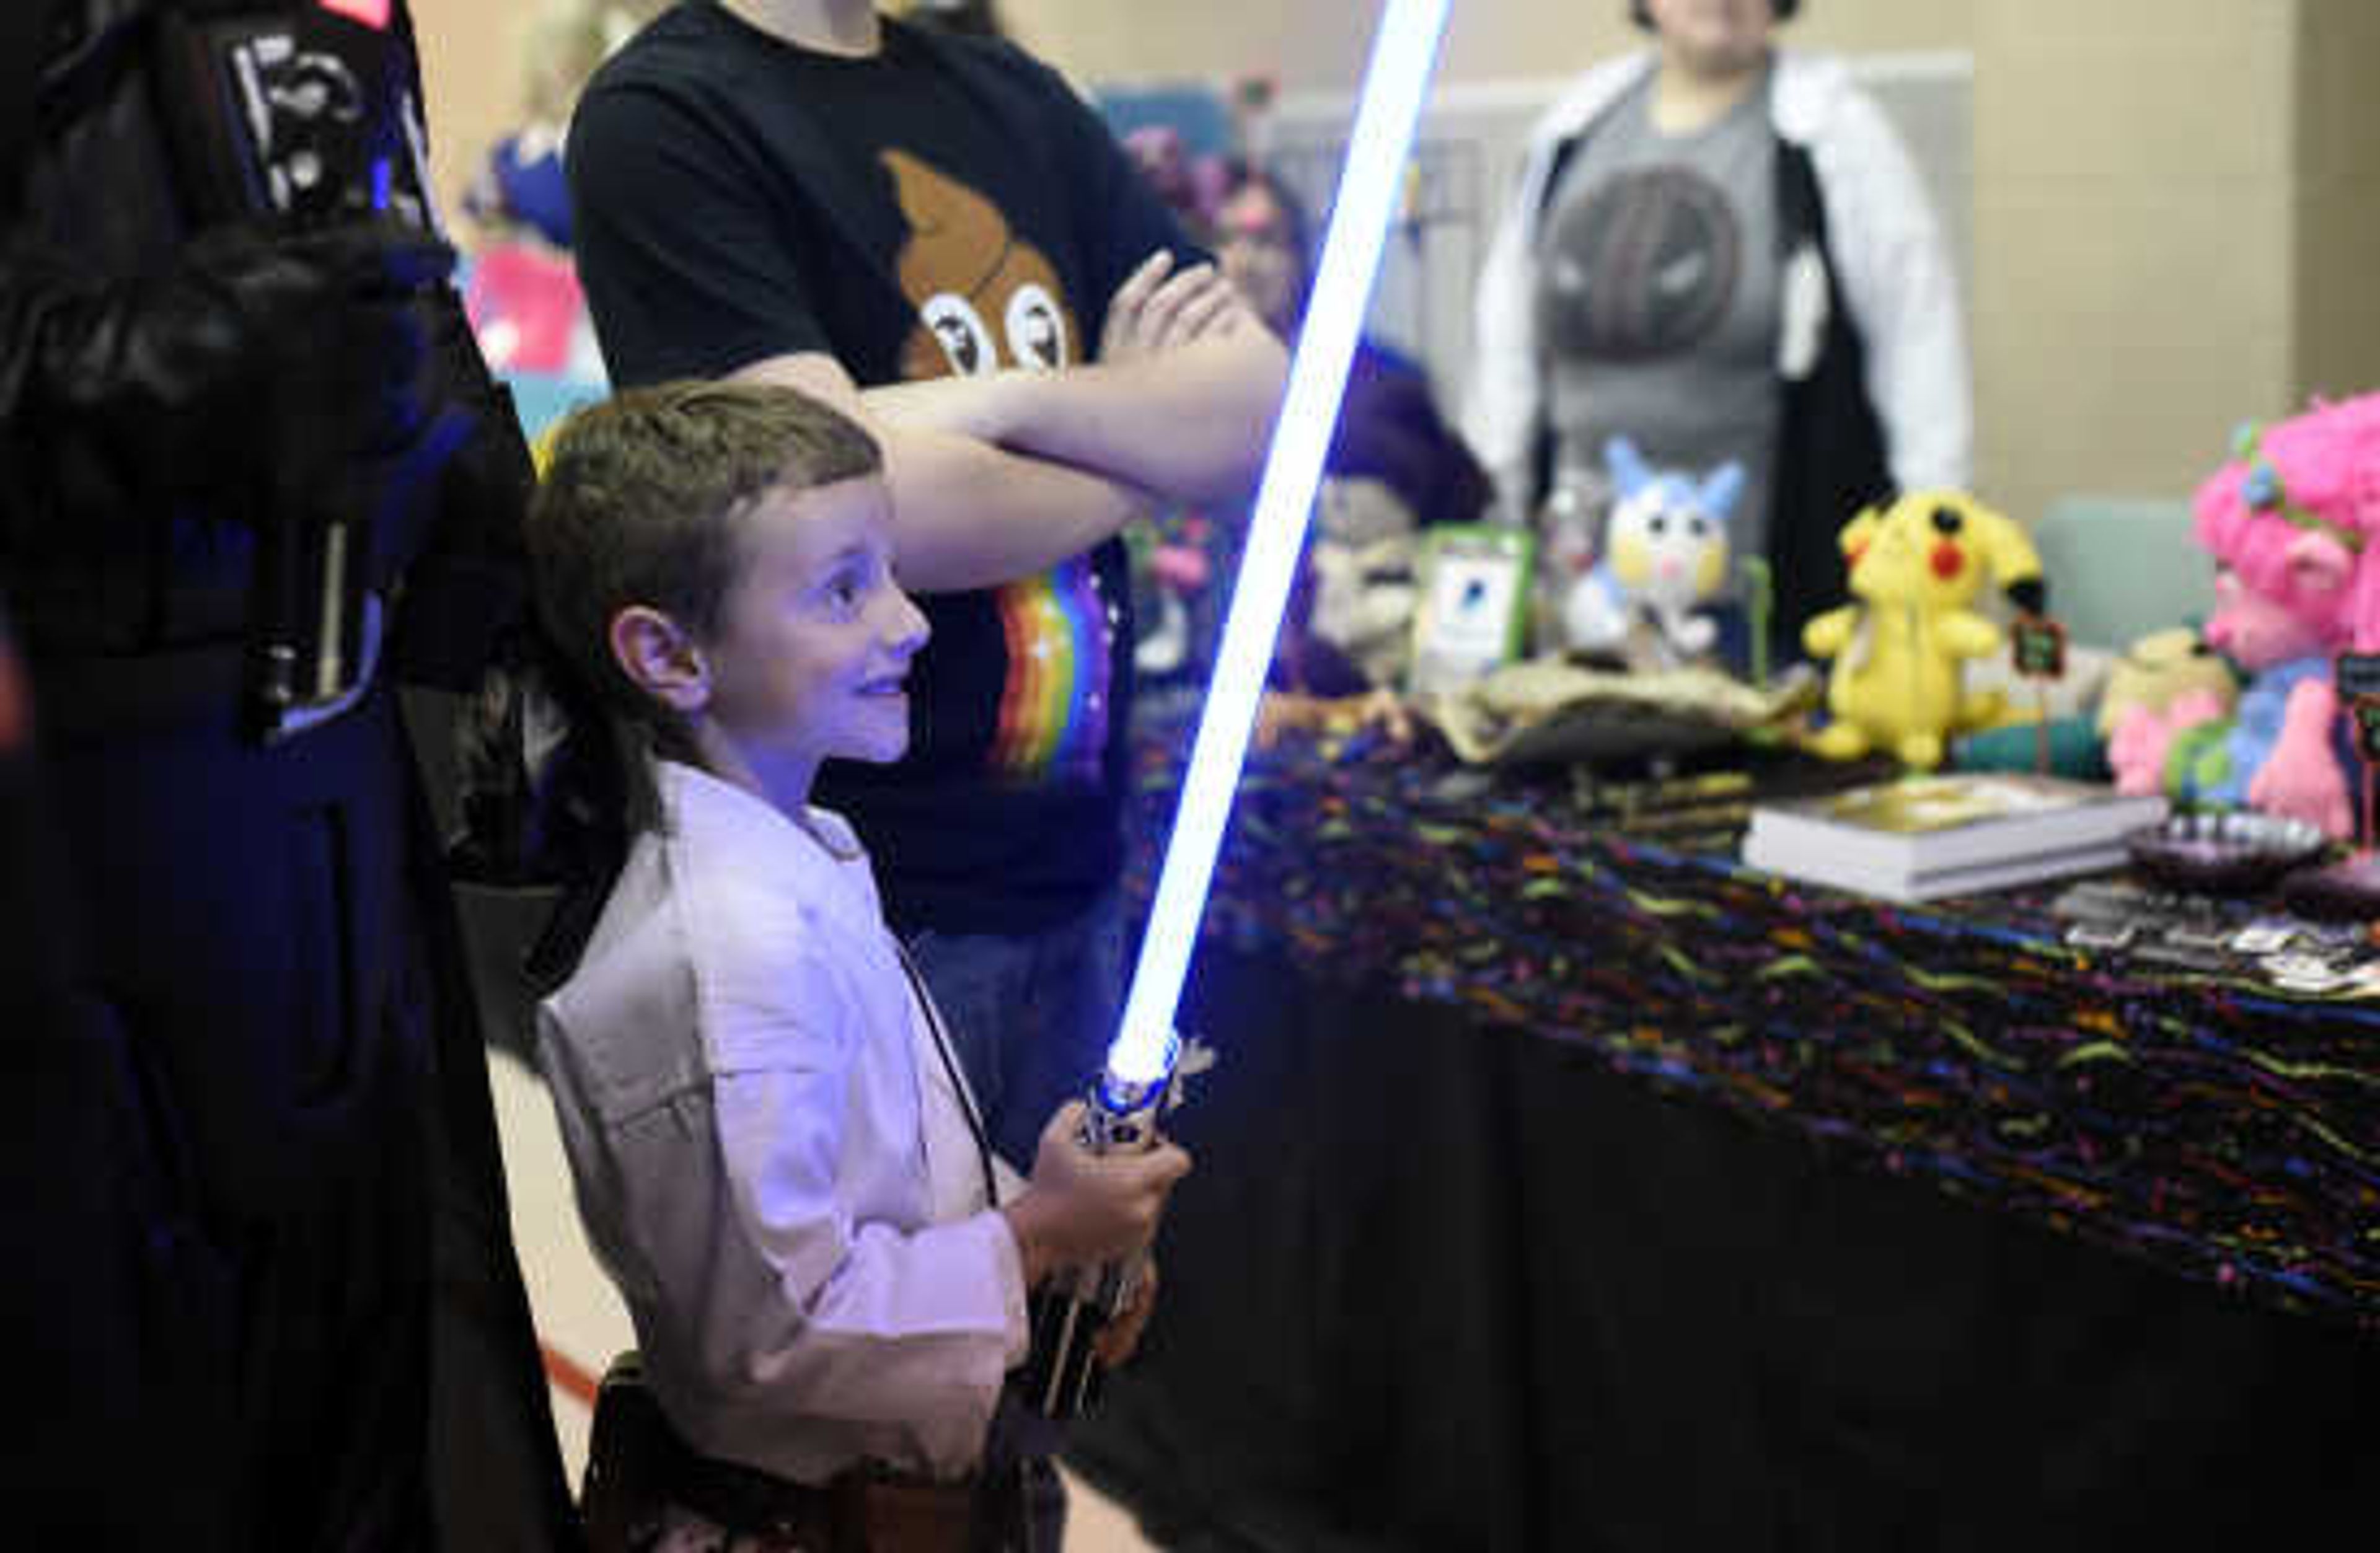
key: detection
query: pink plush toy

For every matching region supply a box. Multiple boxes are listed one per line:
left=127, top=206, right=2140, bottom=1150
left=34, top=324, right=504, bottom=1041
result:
left=2141, top=391, right=2380, bottom=838
left=2107, top=685, right=2232, bottom=797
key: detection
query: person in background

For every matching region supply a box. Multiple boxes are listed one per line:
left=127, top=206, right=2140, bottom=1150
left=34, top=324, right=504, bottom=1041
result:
left=460, top=0, right=674, bottom=411
left=0, top=1, right=575, bottom=1545
left=568, top=0, right=1285, bottom=1181
left=1210, top=161, right=1489, bottom=539
left=1209, top=161, right=1310, bottom=339
left=1199, top=161, right=1491, bottom=697
left=465, top=0, right=674, bottom=257
left=1466, top=0, right=1970, bottom=664
left=526, top=380, right=1191, bottom=1552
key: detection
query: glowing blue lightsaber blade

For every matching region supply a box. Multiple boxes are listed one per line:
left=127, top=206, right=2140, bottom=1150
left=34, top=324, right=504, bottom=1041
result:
left=1024, top=0, right=1452, bottom=1420
left=1111, top=0, right=1452, bottom=1088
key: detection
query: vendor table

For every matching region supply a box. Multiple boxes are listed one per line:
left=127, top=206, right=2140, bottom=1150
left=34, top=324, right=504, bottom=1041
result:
left=1067, top=700, right=2380, bottom=1551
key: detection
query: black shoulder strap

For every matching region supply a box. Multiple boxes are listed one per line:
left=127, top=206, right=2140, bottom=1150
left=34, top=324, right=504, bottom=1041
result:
left=1518, top=124, right=1595, bottom=513
left=1768, top=136, right=1891, bottom=655
left=1773, top=128, right=1828, bottom=255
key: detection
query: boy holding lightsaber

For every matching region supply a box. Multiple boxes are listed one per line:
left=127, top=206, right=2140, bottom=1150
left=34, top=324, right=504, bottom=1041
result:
left=525, top=381, right=1192, bottom=1551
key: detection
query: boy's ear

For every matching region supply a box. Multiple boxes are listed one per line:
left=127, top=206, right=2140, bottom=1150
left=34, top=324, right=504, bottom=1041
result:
left=609, top=605, right=712, bottom=714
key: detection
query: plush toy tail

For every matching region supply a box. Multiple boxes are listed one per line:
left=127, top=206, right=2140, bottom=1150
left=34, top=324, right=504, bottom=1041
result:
left=1966, top=503, right=2045, bottom=605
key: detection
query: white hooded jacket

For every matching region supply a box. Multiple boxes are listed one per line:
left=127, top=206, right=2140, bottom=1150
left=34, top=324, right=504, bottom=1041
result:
left=1465, top=48, right=1972, bottom=512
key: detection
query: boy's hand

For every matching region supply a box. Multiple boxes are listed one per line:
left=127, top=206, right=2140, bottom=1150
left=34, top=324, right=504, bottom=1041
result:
left=1100, top=251, right=1252, bottom=365
left=865, top=251, right=1253, bottom=443
left=1002, top=1101, right=1191, bottom=1285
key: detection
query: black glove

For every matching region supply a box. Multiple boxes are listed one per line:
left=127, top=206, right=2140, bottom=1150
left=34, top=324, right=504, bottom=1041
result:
left=210, top=221, right=457, bottom=480
left=14, top=220, right=454, bottom=507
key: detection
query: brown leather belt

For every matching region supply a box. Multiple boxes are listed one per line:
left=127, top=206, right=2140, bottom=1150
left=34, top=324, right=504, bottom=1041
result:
left=583, top=1356, right=1001, bottom=1553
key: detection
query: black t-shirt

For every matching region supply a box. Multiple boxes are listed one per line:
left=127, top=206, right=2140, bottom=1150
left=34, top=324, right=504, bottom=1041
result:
left=570, top=4, right=1199, bottom=932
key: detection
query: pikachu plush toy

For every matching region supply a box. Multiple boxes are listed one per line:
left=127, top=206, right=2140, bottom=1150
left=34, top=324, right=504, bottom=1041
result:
left=1800, top=491, right=2045, bottom=769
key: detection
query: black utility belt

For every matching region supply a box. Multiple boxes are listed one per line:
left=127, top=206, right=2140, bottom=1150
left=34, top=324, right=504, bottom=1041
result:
left=30, top=639, right=394, bottom=749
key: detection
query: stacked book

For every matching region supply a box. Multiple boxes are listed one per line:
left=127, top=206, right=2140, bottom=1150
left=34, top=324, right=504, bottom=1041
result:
left=1740, top=772, right=2168, bottom=904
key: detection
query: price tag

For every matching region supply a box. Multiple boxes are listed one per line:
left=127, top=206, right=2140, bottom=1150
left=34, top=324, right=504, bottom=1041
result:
left=2009, top=613, right=2068, bottom=774
left=2345, top=657, right=2380, bottom=851
left=2354, top=695, right=2380, bottom=765
left=2011, top=614, right=2068, bottom=679
left=2336, top=653, right=2380, bottom=700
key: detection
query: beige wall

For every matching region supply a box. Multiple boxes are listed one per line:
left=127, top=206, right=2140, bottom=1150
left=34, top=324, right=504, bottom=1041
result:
left=412, top=1, right=2380, bottom=537
left=412, top=0, right=542, bottom=240
left=2295, top=0, right=2380, bottom=408
left=410, top=1, right=1981, bottom=208
left=1000, top=0, right=1977, bottom=92
left=1971, top=0, right=2299, bottom=524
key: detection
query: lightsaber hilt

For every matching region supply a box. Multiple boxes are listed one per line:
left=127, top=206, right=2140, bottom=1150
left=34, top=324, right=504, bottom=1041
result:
left=1022, top=1035, right=1191, bottom=1421
left=240, top=379, right=472, bottom=746
left=242, top=500, right=389, bottom=746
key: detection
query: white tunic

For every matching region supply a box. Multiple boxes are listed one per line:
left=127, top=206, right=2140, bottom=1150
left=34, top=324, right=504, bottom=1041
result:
left=537, top=760, right=1028, bottom=1485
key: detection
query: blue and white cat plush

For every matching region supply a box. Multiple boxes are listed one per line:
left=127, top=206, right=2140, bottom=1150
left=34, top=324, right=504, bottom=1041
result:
left=1562, top=437, right=1742, bottom=669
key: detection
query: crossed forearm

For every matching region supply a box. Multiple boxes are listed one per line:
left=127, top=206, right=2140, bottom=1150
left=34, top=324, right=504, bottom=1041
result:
left=877, top=423, right=1152, bottom=594
left=866, top=327, right=1288, bottom=509
left=733, top=323, right=1284, bottom=594
left=727, top=351, right=1149, bottom=591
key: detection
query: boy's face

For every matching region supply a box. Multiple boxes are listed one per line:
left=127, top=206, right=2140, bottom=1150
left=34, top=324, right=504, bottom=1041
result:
left=700, top=475, right=928, bottom=784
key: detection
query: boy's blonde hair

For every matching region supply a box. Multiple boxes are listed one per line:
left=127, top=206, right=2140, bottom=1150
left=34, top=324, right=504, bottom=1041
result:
left=528, top=379, right=883, bottom=729
left=522, top=381, right=883, bottom=845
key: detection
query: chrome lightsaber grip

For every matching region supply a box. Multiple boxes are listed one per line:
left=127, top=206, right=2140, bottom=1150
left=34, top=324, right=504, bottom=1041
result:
left=1022, top=1037, right=1183, bottom=1421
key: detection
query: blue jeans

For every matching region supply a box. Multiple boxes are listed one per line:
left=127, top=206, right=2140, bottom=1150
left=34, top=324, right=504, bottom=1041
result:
left=907, top=889, right=1127, bottom=1174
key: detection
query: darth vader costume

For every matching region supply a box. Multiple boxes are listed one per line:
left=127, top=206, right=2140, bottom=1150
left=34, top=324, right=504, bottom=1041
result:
left=0, top=2, right=579, bottom=1546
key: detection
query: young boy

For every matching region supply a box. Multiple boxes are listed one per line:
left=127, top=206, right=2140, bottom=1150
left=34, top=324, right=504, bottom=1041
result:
left=524, top=380, right=1191, bottom=1551
left=569, top=0, right=1287, bottom=1184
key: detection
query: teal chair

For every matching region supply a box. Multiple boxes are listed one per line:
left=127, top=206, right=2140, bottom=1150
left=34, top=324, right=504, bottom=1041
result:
left=2030, top=495, right=2216, bottom=649
left=502, top=370, right=607, bottom=448
left=1093, top=83, right=1233, bottom=159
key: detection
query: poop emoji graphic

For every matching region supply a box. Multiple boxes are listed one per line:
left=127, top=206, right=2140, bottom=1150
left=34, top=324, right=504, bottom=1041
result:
left=879, top=151, right=1112, bottom=783
left=884, top=148, right=1080, bottom=381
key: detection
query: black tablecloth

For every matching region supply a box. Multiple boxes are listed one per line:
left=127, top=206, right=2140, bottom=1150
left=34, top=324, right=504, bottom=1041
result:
left=1070, top=944, right=2380, bottom=1551
left=1068, top=711, right=2380, bottom=1550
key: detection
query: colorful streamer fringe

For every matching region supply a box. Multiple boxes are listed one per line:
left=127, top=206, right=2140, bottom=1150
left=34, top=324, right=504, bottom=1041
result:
left=1125, top=700, right=2380, bottom=1329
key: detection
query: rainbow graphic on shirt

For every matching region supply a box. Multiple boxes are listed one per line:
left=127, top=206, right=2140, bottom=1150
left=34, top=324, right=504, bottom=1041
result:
left=986, top=558, right=1113, bottom=783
